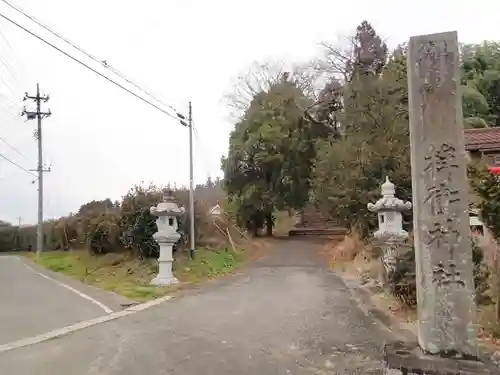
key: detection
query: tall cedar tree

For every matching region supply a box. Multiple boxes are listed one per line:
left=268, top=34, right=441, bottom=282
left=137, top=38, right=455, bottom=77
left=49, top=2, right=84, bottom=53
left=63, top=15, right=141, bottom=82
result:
left=311, top=22, right=410, bottom=237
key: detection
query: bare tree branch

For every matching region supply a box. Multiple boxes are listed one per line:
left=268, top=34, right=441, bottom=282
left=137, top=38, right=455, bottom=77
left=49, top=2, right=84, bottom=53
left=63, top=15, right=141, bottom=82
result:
left=303, top=102, right=322, bottom=124
left=223, top=59, right=319, bottom=120
left=312, top=35, right=357, bottom=84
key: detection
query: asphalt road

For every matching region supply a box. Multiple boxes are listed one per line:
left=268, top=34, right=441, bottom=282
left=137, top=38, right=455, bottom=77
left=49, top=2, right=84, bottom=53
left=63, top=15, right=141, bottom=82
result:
left=0, top=240, right=395, bottom=374
left=0, top=255, right=109, bottom=346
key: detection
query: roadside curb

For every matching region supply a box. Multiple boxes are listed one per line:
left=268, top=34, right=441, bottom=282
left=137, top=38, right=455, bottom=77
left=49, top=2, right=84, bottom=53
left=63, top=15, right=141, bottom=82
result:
left=339, top=274, right=415, bottom=342
left=340, top=273, right=500, bottom=367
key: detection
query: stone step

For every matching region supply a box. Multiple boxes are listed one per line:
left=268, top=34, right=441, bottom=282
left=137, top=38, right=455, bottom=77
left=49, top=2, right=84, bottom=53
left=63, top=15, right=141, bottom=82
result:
left=288, top=227, right=347, bottom=237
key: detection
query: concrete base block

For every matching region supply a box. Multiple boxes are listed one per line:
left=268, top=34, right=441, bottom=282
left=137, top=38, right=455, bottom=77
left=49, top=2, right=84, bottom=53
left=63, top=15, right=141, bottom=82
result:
left=383, top=341, right=498, bottom=374
left=150, top=275, right=178, bottom=286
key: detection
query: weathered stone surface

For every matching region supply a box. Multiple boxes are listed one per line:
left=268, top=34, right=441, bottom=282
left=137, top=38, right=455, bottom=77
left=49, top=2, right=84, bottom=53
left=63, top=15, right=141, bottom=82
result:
left=150, top=194, right=182, bottom=286
left=407, top=31, right=477, bottom=356
left=383, top=342, right=498, bottom=374
left=367, top=177, right=412, bottom=242
left=368, top=177, right=412, bottom=276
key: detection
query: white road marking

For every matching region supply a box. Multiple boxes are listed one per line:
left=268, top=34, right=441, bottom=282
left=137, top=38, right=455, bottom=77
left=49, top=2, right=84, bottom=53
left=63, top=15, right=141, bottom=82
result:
left=21, top=261, right=114, bottom=314
left=0, top=295, right=173, bottom=353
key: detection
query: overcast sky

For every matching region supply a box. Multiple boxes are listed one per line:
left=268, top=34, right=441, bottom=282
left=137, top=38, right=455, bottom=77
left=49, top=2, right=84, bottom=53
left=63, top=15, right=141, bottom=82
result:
left=0, top=0, right=498, bottom=224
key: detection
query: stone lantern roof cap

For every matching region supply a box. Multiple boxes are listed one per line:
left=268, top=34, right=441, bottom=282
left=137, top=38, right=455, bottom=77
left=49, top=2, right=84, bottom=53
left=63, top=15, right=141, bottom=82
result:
left=150, top=192, right=184, bottom=216
left=367, top=176, right=412, bottom=212
left=381, top=176, right=395, bottom=195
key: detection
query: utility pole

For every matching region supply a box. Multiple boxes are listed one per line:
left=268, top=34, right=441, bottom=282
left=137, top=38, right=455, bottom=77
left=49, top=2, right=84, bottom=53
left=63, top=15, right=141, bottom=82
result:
left=176, top=102, right=196, bottom=260
left=188, top=102, right=195, bottom=260
left=16, top=216, right=22, bottom=250
left=22, top=84, right=51, bottom=259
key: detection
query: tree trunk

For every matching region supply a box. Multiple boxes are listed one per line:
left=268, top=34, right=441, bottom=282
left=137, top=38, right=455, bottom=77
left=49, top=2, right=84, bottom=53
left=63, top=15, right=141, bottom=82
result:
left=266, top=213, right=273, bottom=237
left=252, top=224, right=259, bottom=237
left=63, top=225, right=70, bottom=250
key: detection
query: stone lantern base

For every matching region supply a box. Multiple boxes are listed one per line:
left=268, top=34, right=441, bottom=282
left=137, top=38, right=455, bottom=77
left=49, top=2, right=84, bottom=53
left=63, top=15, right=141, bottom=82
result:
left=150, top=242, right=178, bottom=286
left=151, top=273, right=178, bottom=286
left=383, top=341, right=498, bottom=374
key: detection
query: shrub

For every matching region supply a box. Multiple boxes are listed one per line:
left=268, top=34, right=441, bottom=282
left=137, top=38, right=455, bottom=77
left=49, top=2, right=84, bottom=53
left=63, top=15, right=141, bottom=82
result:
left=120, top=207, right=159, bottom=259
left=472, top=238, right=491, bottom=305
left=85, top=213, right=122, bottom=255
left=387, top=238, right=490, bottom=308
left=88, top=226, right=109, bottom=254
left=387, top=248, right=417, bottom=307
left=0, top=179, right=223, bottom=257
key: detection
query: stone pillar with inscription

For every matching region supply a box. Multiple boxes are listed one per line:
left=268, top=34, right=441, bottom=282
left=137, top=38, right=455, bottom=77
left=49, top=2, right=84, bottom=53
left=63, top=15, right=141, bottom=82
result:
left=383, top=31, right=497, bottom=374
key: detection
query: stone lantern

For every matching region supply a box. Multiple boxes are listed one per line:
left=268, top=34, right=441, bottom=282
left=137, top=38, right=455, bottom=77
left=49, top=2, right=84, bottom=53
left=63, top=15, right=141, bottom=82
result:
left=367, top=177, right=412, bottom=274
left=150, top=192, right=184, bottom=285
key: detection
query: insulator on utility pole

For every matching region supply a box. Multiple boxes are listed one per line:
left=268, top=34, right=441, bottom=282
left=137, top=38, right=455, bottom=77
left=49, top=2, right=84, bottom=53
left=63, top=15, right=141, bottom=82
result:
left=22, top=83, right=51, bottom=259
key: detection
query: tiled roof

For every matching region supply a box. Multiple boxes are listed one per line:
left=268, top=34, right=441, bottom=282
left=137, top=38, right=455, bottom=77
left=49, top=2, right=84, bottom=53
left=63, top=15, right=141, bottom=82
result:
left=464, top=127, right=500, bottom=151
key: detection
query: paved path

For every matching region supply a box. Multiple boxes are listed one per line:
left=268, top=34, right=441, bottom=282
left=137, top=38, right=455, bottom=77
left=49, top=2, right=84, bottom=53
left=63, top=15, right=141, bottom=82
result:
left=0, top=240, right=395, bottom=374
left=0, top=255, right=118, bottom=346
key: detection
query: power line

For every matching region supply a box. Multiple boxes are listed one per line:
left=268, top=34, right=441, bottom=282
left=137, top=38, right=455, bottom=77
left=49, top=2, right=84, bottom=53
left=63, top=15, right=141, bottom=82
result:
left=0, top=92, right=21, bottom=115
left=0, top=73, right=17, bottom=97
left=0, top=12, right=182, bottom=122
left=0, top=29, right=30, bottom=78
left=0, top=55, right=20, bottom=83
left=0, top=31, right=25, bottom=82
left=0, top=151, right=36, bottom=178
left=1, top=0, right=180, bottom=114
left=0, top=134, right=30, bottom=161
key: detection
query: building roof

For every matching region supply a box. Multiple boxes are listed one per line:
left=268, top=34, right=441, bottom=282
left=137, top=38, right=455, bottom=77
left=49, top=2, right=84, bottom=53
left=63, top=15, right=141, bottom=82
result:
left=209, top=203, right=222, bottom=215
left=470, top=216, right=483, bottom=227
left=464, top=127, right=500, bottom=151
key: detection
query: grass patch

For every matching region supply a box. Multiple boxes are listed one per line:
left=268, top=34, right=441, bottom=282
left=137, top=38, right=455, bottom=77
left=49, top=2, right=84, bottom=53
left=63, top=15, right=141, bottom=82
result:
left=175, top=247, right=246, bottom=283
left=25, top=251, right=164, bottom=302
left=22, top=247, right=247, bottom=302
